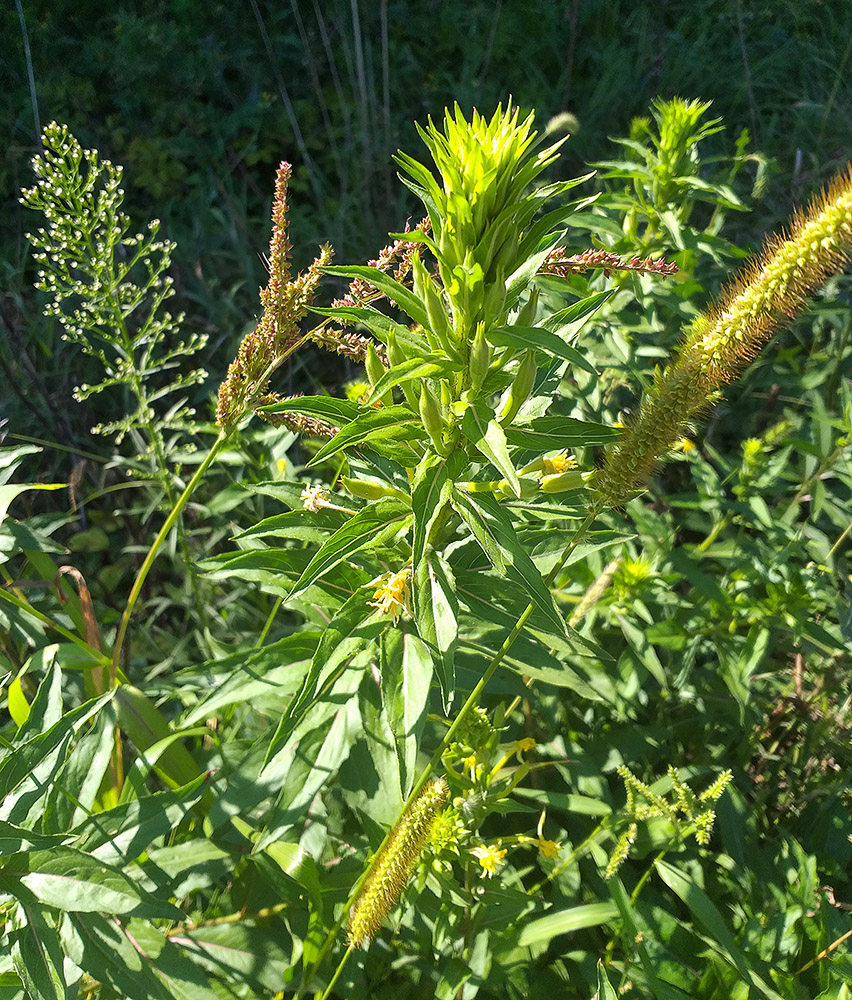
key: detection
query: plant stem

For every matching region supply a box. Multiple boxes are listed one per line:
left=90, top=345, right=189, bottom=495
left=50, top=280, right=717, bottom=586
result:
left=316, top=945, right=354, bottom=1000
left=110, top=430, right=228, bottom=680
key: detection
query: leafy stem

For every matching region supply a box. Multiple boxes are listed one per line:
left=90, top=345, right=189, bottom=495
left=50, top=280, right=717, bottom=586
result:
left=299, top=504, right=602, bottom=993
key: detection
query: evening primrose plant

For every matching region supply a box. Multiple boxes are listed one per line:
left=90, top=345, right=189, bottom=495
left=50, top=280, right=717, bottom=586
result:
left=6, top=102, right=852, bottom=998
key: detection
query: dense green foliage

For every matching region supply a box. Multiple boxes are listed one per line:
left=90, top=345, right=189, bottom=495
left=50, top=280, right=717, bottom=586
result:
left=2, top=5, right=852, bottom=1000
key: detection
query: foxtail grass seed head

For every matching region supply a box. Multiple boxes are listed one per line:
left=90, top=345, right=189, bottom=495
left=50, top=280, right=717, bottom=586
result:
left=595, top=167, right=852, bottom=507
left=347, top=777, right=450, bottom=949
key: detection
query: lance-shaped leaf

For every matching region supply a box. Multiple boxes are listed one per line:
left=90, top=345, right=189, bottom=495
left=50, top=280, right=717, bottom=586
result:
left=543, top=288, right=614, bottom=339
left=461, top=400, right=520, bottom=497
left=380, top=626, right=433, bottom=796
left=505, top=414, right=621, bottom=451
left=256, top=393, right=360, bottom=426
left=0, top=691, right=113, bottom=806
left=363, top=354, right=462, bottom=404
left=310, top=303, right=418, bottom=344
left=451, top=490, right=566, bottom=637
left=308, top=404, right=425, bottom=467
left=0, top=847, right=182, bottom=919
left=263, top=590, right=381, bottom=766
left=487, top=324, right=598, bottom=375
left=10, top=903, right=70, bottom=1000
left=287, top=497, right=412, bottom=603
left=414, top=552, right=458, bottom=711
left=411, top=449, right=462, bottom=568
left=321, top=265, right=431, bottom=329
left=655, top=859, right=786, bottom=1000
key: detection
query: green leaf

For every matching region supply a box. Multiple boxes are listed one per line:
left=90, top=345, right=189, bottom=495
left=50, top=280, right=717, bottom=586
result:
left=517, top=901, right=619, bottom=946
left=487, top=325, right=599, bottom=375
left=262, top=592, right=380, bottom=767
left=1, top=847, right=182, bottom=919
left=380, top=626, right=433, bottom=795
left=10, top=904, right=70, bottom=1000
left=234, top=507, right=348, bottom=544
left=595, top=961, right=619, bottom=1000
left=287, top=497, right=412, bottom=602
left=461, top=400, right=520, bottom=497
left=0, top=692, right=112, bottom=808
left=119, top=727, right=212, bottom=805
left=414, top=552, right=458, bottom=712
left=364, top=354, right=462, bottom=404
left=411, top=448, right=462, bottom=568
left=505, top=415, right=621, bottom=450
left=0, top=483, right=65, bottom=529
left=544, top=289, right=615, bottom=337
left=0, top=822, right=71, bottom=853
left=308, top=404, right=424, bottom=467
left=616, top=613, right=667, bottom=688
left=173, top=923, right=292, bottom=994
left=16, top=663, right=63, bottom=742
left=113, top=686, right=202, bottom=790
left=310, top=302, right=417, bottom=343
left=255, top=393, right=359, bottom=425
left=504, top=232, right=566, bottom=313
left=321, top=265, right=431, bottom=328
left=654, top=859, right=786, bottom=1000
left=72, top=776, right=208, bottom=865
left=181, top=633, right=318, bottom=727
left=43, top=708, right=117, bottom=833
left=451, top=491, right=566, bottom=637
left=257, top=687, right=362, bottom=848
left=263, top=841, right=324, bottom=913
left=60, top=912, right=172, bottom=1000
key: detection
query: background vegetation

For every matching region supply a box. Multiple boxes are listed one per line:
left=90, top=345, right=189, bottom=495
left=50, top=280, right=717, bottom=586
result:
left=1, top=2, right=851, bottom=998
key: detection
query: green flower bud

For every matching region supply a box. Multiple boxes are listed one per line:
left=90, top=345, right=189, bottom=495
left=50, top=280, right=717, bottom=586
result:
left=341, top=477, right=410, bottom=502
left=419, top=383, right=446, bottom=453
left=365, top=343, right=386, bottom=388
left=515, top=288, right=540, bottom=328
left=498, top=349, right=537, bottom=425
left=540, top=470, right=590, bottom=492
left=468, top=323, right=490, bottom=392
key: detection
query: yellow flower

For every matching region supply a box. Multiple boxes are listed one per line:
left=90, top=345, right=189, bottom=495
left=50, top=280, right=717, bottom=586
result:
left=515, top=737, right=536, bottom=752
left=537, top=838, right=560, bottom=859
left=471, top=843, right=507, bottom=878
left=368, top=566, right=412, bottom=623
left=672, top=437, right=696, bottom=452
left=542, top=453, right=577, bottom=475
left=461, top=753, right=478, bottom=777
